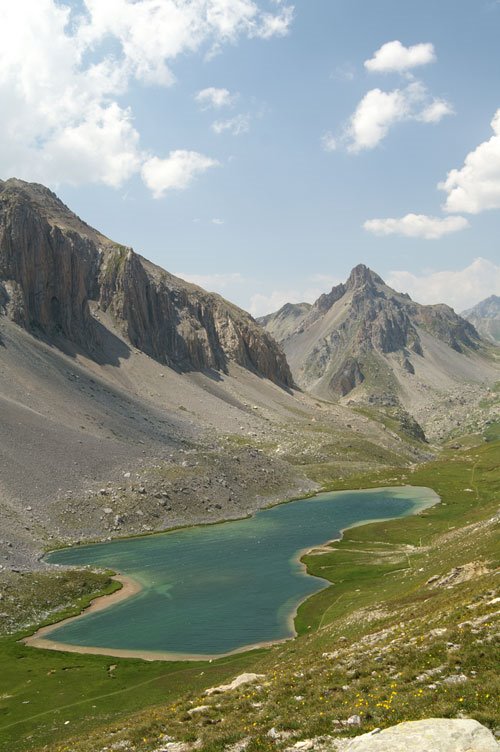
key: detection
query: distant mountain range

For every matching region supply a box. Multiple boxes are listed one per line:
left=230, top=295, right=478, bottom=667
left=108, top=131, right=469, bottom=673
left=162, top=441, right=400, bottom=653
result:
left=462, top=295, right=500, bottom=344
left=259, top=265, right=499, bottom=417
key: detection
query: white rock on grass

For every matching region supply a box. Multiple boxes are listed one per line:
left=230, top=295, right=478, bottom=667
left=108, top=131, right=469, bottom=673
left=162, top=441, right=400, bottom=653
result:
left=343, top=719, right=499, bottom=751
left=187, top=705, right=210, bottom=716
left=205, top=673, right=265, bottom=696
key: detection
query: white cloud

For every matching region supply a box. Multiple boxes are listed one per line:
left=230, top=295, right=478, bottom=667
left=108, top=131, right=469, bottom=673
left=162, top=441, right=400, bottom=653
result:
left=364, top=40, right=436, bottom=74
left=439, top=109, right=500, bottom=214
left=79, top=0, right=294, bottom=83
left=346, top=86, right=413, bottom=152
left=212, top=114, right=251, bottom=135
left=253, top=6, right=294, bottom=39
left=364, top=213, right=470, bottom=240
left=417, top=99, right=455, bottom=123
left=211, top=218, right=225, bottom=225
left=342, top=82, right=453, bottom=152
left=386, top=258, right=500, bottom=312
left=0, top=0, right=293, bottom=193
left=42, top=103, right=142, bottom=187
left=141, top=151, right=219, bottom=198
left=195, top=87, right=236, bottom=109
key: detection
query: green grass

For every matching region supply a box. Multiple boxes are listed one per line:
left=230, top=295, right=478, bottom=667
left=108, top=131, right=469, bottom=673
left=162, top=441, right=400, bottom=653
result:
left=297, top=444, right=499, bottom=632
left=0, top=441, right=498, bottom=752
left=0, top=633, right=263, bottom=751
left=484, top=420, right=500, bottom=442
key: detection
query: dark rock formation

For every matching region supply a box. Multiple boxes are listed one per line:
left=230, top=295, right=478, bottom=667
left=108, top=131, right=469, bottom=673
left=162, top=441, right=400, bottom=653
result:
left=0, top=178, right=292, bottom=387
left=0, top=180, right=100, bottom=347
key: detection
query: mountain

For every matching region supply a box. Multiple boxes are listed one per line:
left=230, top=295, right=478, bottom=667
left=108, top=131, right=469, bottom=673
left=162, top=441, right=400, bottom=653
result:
left=259, top=302, right=312, bottom=343
left=462, top=295, right=500, bottom=344
left=0, top=178, right=292, bottom=387
left=259, top=265, right=500, bottom=435
left=0, top=181, right=429, bottom=570
left=1, top=187, right=498, bottom=752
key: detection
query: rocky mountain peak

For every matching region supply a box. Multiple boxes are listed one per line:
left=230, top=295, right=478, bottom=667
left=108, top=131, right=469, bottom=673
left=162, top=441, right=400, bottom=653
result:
left=0, top=178, right=103, bottom=243
left=259, top=265, right=488, bottom=405
left=346, top=263, right=385, bottom=290
left=312, top=266, right=388, bottom=318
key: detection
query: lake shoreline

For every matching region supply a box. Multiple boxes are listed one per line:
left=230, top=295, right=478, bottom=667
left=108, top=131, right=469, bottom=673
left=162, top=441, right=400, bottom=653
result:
left=22, top=486, right=439, bottom=663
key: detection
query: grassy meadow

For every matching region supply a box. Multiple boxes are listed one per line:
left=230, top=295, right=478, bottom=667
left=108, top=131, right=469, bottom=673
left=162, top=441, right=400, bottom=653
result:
left=0, top=437, right=498, bottom=751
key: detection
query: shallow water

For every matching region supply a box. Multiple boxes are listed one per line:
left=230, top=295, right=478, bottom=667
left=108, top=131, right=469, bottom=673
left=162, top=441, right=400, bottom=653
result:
left=45, top=486, right=438, bottom=657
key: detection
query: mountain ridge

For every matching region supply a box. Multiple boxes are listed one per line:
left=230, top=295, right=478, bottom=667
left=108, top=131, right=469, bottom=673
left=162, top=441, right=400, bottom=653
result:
left=1, top=181, right=437, bottom=572
left=0, top=178, right=293, bottom=387
left=258, top=265, right=499, bottom=438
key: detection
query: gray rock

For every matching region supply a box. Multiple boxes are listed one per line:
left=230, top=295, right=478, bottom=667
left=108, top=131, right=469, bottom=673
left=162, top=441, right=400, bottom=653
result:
left=0, top=178, right=293, bottom=396
left=347, top=715, right=362, bottom=726
left=443, top=674, right=468, bottom=685
left=343, top=719, right=499, bottom=752
left=205, top=673, right=265, bottom=696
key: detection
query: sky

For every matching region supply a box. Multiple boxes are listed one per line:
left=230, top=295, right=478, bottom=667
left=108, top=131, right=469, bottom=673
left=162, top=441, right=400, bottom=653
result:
left=1, top=0, right=500, bottom=316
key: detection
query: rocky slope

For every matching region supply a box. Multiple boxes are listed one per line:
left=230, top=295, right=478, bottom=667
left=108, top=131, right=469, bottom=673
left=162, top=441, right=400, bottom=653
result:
left=0, top=178, right=292, bottom=386
left=259, top=265, right=500, bottom=437
left=462, top=295, right=500, bottom=344
left=260, top=302, right=312, bottom=344
left=0, top=184, right=432, bottom=572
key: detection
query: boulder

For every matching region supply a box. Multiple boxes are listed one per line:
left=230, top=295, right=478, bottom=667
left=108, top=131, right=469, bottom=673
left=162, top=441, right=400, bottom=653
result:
left=205, top=673, right=265, bottom=696
left=344, top=719, right=498, bottom=752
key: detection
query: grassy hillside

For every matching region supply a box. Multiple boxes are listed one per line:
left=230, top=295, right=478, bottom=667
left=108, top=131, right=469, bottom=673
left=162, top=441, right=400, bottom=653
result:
left=0, top=439, right=498, bottom=752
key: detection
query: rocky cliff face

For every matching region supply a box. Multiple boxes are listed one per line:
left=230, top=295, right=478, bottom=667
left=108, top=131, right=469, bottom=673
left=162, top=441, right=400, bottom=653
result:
left=0, top=180, right=101, bottom=348
left=0, top=179, right=292, bottom=387
left=463, top=295, right=500, bottom=344
left=259, top=264, right=487, bottom=403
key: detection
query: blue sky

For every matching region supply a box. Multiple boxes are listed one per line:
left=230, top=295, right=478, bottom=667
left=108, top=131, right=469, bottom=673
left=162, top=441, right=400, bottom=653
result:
left=1, top=0, right=500, bottom=314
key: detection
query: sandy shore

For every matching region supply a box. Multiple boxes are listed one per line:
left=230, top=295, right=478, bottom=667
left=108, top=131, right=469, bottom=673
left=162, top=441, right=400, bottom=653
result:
left=22, top=575, right=144, bottom=652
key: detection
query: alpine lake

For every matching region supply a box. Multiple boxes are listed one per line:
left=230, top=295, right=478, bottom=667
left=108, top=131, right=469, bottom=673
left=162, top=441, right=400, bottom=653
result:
left=39, top=486, right=439, bottom=660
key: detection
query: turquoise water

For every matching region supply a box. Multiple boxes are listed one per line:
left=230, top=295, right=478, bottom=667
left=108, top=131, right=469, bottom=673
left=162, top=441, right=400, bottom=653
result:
left=45, top=486, right=438, bottom=657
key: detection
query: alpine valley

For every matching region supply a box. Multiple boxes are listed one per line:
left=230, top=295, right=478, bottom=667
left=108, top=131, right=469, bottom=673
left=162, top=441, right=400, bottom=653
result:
left=0, top=180, right=499, bottom=752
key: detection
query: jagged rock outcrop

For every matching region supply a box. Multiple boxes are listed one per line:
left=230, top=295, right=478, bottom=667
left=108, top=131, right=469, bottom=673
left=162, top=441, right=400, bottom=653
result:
left=463, top=295, right=500, bottom=344
left=0, top=178, right=292, bottom=387
left=258, top=265, right=495, bottom=415
left=0, top=180, right=101, bottom=347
